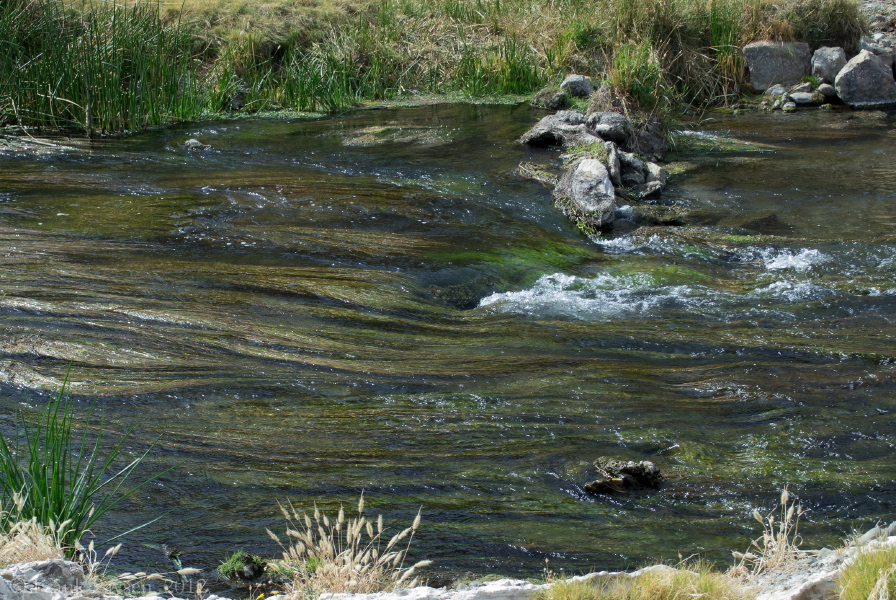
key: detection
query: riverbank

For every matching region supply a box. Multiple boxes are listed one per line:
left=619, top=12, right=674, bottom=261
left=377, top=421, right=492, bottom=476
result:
left=2, top=521, right=895, bottom=600
left=0, top=0, right=868, bottom=135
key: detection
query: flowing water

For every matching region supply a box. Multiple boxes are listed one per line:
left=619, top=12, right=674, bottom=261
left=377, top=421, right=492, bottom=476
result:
left=1, top=104, right=895, bottom=589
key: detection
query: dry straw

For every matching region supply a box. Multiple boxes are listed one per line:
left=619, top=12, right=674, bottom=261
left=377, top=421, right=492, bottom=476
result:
left=266, top=493, right=431, bottom=596
left=731, top=488, right=806, bottom=576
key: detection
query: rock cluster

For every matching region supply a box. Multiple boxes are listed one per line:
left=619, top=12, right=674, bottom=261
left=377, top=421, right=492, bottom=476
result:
left=518, top=100, right=669, bottom=232
left=0, top=559, right=233, bottom=600
left=745, top=40, right=896, bottom=109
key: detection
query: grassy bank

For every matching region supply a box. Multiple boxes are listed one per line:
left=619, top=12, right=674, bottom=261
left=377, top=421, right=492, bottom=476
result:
left=1, top=0, right=866, bottom=134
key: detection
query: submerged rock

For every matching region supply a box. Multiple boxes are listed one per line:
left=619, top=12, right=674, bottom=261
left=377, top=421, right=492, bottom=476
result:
left=182, top=138, right=212, bottom=151
left=835, top=50, right=896, bottom=108
left=584, top=457, right=663, bottom=495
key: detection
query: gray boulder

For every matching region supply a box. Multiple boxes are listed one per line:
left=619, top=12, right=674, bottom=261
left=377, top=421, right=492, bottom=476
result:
left=835, top=50, right=896, bottom=107
left=531, top=88, right=568, bottom=110
left=811, top=47, right=847, bottom=83
left=817, top=83, right=837, bottom=99
left=861, top=41, right=895, bottom=72
left=553, top=158, right=616, bottom=230
left=604, top=141, right=622, bottom=187
left=560, top=74, right=594, bottom=98
left=619, top=151, right=645, bottom=187
left=585, top=111, right=631, bottom=144
left=646, top=162, right=667, bottom=187
left=518, top=111, right=601, bottom=147
left=788, top=91, right=823, bottom=105
left=764, top=84, right=788, bottom=96
left=744, top=41, right=811, bottom=91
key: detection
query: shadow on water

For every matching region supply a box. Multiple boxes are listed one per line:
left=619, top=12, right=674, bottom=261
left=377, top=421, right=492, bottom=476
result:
left=1, top=104, right=895, bottom=591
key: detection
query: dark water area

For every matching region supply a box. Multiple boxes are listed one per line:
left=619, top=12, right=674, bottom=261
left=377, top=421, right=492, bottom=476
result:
left=1, top=104, right=895, bottom=592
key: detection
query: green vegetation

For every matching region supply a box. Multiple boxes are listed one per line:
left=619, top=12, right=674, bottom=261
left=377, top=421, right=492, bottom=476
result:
left=839, top=545, right=896, bottom=600
left=0, top=382, right=171, bottom=555
left=1, top=0, right=867, bottom=134
left=0, top=0, right=202, bottom=134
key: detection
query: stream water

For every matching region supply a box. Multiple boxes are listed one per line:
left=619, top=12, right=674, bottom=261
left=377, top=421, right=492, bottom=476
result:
left=1, top=104, right=895, bottom=590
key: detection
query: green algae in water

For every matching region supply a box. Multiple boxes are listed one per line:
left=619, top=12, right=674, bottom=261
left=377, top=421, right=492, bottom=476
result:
left=1, top=105, right=895, bottom=591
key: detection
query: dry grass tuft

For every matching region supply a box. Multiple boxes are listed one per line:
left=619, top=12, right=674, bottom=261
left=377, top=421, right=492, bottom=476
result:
left=0, top=519, right=64, bottom=567
left=267, top=494, right=430, bottom=596
left=731, top=488, right=806, bottom=576
left=840, top=545, right=896, bottom=600
left=537, top=562, right=753, bottom=600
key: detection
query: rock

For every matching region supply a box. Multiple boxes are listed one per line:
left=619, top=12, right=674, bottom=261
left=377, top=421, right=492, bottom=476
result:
left=790, top=82, right=813, bottom=94
left=861, top=41, right=895, bottom=71
left=2, top=559, right=87, bottom=590
left=835, top=50, right=896, bottom=108
left=764, top=84, right=788, bottom=96
left=631, top=115, right=669, bottom=162
left=619, top=151, right=645, bottom=187
left=531, top=88, right=569, bottom=110
left=585, top=111, right=631, bottom=144
left=604, top=141, right=622, bottom=187
left=518, top=111, right=601, bottom=147
left=629, top=181, right=664, bottom=200
left=553, top=158, right=616, bottom=230
left=856, top=525, right=884, bottom=547
left=743, top=41, right=811, bottom=91
left=772, top=99, right=782, bottom=110
left=584, top=457, right=663, bottom=495
left=182, top=138, right=212, bottom=151
left=817, top=83, right=837, bottom=99
left=782, top=101, right=797, bottom=112
left=789, top=91, right=823, bottom=105
left=811, top=47, right=847, bottom=83
left=559, top=74, right=594, bottom=98
left=646, top=162, right=667, bottom=187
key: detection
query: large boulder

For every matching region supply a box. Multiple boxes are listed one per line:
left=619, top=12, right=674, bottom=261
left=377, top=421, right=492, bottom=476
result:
left=553, top=158, right=616, bottom=230
left=518, top=111, right=601, bottom=147
left=861, top=41, right=895, bottom=72
left=585, top=111, right=631, bottom=144
left=559, top=74, right=594, bottom=98
left=743, top=41, right=811, bottom=91
left=811, top=47, right=846, bottom=84
left=835, top=50, right=896, bottom=108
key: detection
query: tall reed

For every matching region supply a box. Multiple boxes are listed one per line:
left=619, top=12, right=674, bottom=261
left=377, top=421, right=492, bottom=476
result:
left=0, top=0, right=203, bottom=134
left=0, top=381, right=174, bottom=555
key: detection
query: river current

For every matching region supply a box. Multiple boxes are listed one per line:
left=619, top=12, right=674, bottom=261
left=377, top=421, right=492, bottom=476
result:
left=1, top=104, right=894, bottom=587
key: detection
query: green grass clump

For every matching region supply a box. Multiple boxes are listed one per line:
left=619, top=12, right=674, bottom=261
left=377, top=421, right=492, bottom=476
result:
left=0, top=382, right=172, bottom=555
left=840, top=545, right=896, bottom=600
left=0, top=0, right=202, bottom=135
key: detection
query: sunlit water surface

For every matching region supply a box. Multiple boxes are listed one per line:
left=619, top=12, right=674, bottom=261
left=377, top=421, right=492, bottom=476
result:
left=1, top=104, right=895, bottom=592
